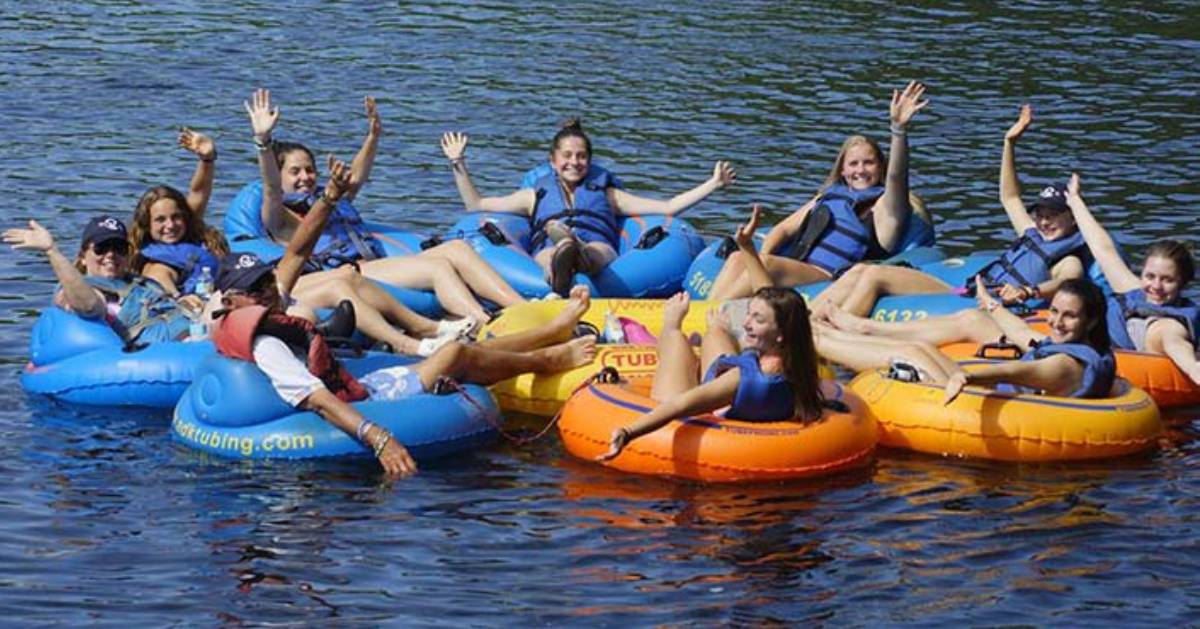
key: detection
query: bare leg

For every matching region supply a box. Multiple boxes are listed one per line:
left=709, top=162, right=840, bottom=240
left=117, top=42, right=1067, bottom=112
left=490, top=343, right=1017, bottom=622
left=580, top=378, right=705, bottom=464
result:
left=813, top=264, right=954, bottom=319
left=359, top=256, right=491, bottom=322
left=711, top=253, right=831, bottom=300
left=420, top=240, right=525, bottom=307
left=827, top=306, right=1004, bottom=346
left=480, top=286, right=590, bottom=352
left=699, top=308, right=740, bottom=376
left=650, top=293, right=700, bottom=401
left=413, top=337, right=597, bottom=389
left=815, top=326, right=958, bottom=383
left=293, top=272, right=422, bottom=354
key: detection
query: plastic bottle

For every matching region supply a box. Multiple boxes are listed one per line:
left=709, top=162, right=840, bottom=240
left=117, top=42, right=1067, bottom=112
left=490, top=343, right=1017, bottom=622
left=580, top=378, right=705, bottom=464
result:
left=602, top=309, right=625, bottom=344
left=188, top=266, right=214, bottom=340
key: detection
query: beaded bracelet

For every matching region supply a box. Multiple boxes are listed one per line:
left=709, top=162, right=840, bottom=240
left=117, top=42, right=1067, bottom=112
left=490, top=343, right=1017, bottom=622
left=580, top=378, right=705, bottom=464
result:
left=890, top=123, right=907, bottom=137
left=253, top=136, right=272, bottom=152
left=372, top=432, right=392, bottom=458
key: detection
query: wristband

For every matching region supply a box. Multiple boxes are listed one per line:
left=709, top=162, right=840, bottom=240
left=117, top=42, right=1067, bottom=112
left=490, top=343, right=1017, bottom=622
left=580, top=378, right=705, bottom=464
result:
left=253, top=136, right=272, bottom=151
left=449, top=157, right=464, bottom=166
left=889, top=123, right=907, bottom=137
left=372, top=431, right=392, bottom=458
left=355, top=419, right=375, bottom=442
left=200, top=153, right=217, bottom=163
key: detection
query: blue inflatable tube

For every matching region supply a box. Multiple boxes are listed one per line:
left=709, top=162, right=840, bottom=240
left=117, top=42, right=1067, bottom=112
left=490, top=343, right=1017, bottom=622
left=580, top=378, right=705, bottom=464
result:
left=444, top=212, right=707, bottom=298
left=225, top=181, right=443, bottom=317
left=21, top=307, right=216, bottom=408
left=172, top=352, right=502, bottom=461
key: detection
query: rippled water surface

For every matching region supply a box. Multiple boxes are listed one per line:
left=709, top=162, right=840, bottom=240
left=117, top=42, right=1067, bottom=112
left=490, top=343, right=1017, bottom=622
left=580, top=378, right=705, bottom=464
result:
left=1, top=1, right=1198, bottom=624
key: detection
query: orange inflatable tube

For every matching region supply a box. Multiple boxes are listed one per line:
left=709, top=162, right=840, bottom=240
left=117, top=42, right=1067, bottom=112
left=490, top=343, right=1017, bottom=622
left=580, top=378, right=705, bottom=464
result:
left=559, top=379, right=877, bottom=482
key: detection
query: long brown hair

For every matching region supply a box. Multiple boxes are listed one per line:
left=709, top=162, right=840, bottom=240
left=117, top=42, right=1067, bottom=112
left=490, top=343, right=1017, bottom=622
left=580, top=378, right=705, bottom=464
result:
left=816, top=135, right=929, bottom=223
left=128, top=185, right=228, bottom=272
left=1145, top=239, right=1195, bottom=287
left=753, top=287, right=826, bottom=421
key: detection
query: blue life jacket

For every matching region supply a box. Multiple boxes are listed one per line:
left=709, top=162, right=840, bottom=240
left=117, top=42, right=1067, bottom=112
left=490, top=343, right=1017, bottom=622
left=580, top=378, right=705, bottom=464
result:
left=530, top=169, right=622, bottom=251
left=84, top=275, right=191, bottom=345
left=282, top=189, right=387, bottom=269
left=1105, top=289, right=1200, bottom=351
left=975, top=228, right=1090, bottom=289
left=779, top=183, right=886, bottom=276
left=139, top=242, right=220, bottom=295
left=995, top=339, right=1115, bottom=399
left=703, top=350, right=796, bottom=421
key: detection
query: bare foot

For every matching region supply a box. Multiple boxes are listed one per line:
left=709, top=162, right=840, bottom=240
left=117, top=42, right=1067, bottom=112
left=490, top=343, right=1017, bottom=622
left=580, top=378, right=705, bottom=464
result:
left=536, top=335, right=597, bottom=373
left=826, top=305, right=872, bottom=334
left=662, top=292, right=691, bottom=331
left=547, top=284, right=591, bottom=338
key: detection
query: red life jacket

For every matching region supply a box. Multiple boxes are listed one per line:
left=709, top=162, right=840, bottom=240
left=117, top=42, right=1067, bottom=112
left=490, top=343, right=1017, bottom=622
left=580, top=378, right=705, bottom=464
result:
left=213, top=305, right=368, bottom=403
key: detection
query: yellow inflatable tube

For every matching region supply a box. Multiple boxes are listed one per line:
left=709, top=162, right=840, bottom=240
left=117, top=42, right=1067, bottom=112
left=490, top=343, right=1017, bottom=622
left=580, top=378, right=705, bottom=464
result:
left=481, top=297, right=832, bottom=415
left=848, top=365, right=1162, bottom=462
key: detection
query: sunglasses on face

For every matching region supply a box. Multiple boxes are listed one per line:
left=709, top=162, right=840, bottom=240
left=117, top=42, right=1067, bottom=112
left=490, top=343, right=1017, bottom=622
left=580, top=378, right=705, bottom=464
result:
left=92, top=240, right=129, bottom=256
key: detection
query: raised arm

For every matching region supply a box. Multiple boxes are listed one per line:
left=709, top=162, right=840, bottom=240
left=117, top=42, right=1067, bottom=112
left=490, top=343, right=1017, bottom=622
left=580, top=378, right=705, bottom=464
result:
left=998, top=104, right=1035, bottom=234
left=275, top=157, right=352, bottom=294
left=345, top=96, right=381, bottom=201
left=178, top=127, right=217, bottom=221
left=610, top=161, right=736, bottom=217
left=873, top=81, right=928, bottom=252
left=760, top=197, right=817, bottom=256
left=736, top=205, right=775, bottom=291
left=244, top=88, right=290, bottom=239
left=440, top=131, right=535, bottom=214
left=3, top=220, right=105, bottom=317
left=1065, top=173, right=1140, bottom=292
left=596, top=369, right=740, bottom=461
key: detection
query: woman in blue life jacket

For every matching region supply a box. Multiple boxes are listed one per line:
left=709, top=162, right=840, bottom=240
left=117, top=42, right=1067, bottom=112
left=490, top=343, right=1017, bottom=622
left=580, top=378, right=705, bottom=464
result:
left=726, top=208, right=1115, bottom=402
left=440, top=119, right=737, bottom=296
left=595, top=287, right=828, bottom=462
left=247, top=89, right=525, bottom=325
left=706, top=81, right=932, bottom=301
left=809, top=104, right=1088, bottom=318
left=127, top=128, right=227, bottom=313
left=4, top=215, right=194, bottom=345
left=136, top=120, right=470, bottom=356
left=1065, top=174, right=1200, bottom=385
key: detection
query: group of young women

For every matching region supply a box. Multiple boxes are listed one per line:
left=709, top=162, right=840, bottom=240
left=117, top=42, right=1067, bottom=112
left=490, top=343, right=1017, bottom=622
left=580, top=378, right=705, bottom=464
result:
left=6, top=82, right=1197, bottom=473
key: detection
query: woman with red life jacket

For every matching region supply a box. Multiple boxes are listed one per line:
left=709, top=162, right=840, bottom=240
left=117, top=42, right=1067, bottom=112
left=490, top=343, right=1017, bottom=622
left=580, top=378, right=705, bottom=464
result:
left=212, top=157, right=597, bottom=478
left=707, top=81, right=932, bottom=300
left=247, top=89, right=525, bottom=325
left=809, top=104, right=1088, bottom=318
left=440, top=119, right=737, bottom=296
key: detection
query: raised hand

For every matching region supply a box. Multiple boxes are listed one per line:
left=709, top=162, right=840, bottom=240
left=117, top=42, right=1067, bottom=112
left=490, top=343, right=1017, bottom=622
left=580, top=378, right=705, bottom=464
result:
left=734, top=204, right=761, bottom=252
left=3, top=220, right=56, bottom=253
left=890, top=80, right=929, bottom=128
left=1004, top=104, right=1033, bottom=142
left=324, top=156, right=352, bottom=201
left=710, top=160, right=737, bottom=189
left=1067, top=172, right=1081, bottom=199
left=595, top=428, right=630, bottom=462
left=441, top=132, right=468, bottom=161
left=244, top=88, right=279, bottom=142
left=364, top=96, right=382, bottom=138
left=178, top=127, right=216, bottom=161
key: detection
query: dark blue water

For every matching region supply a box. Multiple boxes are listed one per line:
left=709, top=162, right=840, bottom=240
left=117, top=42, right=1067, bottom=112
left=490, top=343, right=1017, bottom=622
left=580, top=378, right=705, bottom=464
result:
left=1, top=1, right=1198, bottom=624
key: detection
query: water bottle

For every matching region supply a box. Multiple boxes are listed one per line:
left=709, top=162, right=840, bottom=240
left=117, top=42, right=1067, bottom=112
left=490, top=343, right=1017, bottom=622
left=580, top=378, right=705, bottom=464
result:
left=603, top=310, right=625, bottom=344
left=188, top=266, right=214, bottom=341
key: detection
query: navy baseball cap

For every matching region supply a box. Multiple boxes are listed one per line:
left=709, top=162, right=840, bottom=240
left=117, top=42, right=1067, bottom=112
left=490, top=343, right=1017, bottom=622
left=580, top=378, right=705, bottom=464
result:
left=82, top=215, right=128, bottom=247
left=216, top=252, right=275, bottom=292
left=1029, top=183, right=1070, bottom=214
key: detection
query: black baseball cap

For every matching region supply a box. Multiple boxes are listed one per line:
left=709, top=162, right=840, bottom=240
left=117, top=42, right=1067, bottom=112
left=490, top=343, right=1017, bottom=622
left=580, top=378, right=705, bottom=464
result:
left=1029, top=183, right=1070, bottom=214
left=216, top=252, right=275, bottom=292
left=82, top=215, right=128, bottom=247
